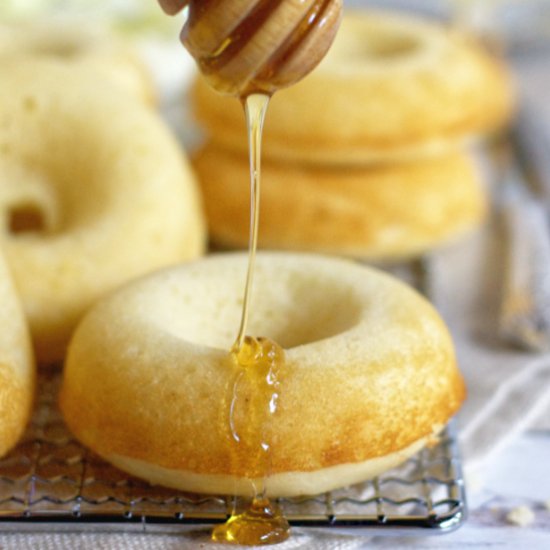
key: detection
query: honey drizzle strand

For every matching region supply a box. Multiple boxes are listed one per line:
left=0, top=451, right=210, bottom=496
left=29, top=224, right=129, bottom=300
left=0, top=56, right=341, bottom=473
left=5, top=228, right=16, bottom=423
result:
left=233, top=93, right=270, bottom=352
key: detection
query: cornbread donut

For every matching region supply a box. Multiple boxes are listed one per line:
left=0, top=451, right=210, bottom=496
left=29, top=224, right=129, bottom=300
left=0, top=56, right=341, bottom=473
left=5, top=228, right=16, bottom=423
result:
left=60, top=252, right=464, bottom=497
left=191, top=11, right=514, bottom=164
left=0, top=20, right=154, bottom=105
left=0, top=249, right=34, bottom=457
left=0, top=58, right=205, bottom=364
left=193, top=142, right=486, bottom=261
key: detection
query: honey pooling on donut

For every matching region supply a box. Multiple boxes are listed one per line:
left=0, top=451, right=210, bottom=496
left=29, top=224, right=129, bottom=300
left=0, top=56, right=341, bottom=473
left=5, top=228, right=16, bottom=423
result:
left=212, top=336, right=288, bottom=544
left=181, top=0, right=343, bottom=96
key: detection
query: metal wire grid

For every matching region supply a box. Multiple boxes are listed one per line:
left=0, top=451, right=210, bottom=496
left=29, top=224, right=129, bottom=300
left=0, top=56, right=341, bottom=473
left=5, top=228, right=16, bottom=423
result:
left=0, top=260, right=467, bottom=535
left=0, top=372, right=465, bottom=534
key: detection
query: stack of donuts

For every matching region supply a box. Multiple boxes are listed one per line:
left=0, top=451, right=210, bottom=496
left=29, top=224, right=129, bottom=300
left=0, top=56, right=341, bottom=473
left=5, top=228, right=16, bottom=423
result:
left=191, top=10, right=514, bottom=261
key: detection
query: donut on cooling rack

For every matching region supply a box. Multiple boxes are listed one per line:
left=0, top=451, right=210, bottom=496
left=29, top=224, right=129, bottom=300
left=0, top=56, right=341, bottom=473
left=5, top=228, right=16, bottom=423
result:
left=191, top=10, right=515, bottom=164
left=60, top=252, right=465, bottom=497
left=193, top=143, right=487, bottom=261
left=0, top=57, right=205, bottom=365
left=0, top=249, right=34, bottom=458
left=0, top=20, right=154, bottom=105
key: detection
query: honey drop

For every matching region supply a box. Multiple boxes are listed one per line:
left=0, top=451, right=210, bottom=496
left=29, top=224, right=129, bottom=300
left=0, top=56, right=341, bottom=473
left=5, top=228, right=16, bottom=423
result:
left=212, top=497, right=289, bottom=545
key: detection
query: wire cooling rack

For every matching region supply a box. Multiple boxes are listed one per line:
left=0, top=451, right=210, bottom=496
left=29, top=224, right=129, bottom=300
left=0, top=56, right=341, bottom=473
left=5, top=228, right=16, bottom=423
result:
left=0, top=372, right=466, bottom=535
left=0, top=260, right=467, bottom=536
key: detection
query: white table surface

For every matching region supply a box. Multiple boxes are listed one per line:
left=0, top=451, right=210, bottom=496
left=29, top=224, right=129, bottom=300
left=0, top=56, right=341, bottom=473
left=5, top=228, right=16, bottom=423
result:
left=366, top=431, right=550, bottom=549
left=0, top=432, right=548, bottom=548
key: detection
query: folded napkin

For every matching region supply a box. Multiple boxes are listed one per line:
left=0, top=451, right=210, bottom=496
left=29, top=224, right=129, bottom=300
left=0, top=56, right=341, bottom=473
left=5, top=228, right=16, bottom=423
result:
left=430, top=219, right=550, bottom=469
left=432, top=53, right=550, bottom=469
left=0, top=530, right=370, bottom=550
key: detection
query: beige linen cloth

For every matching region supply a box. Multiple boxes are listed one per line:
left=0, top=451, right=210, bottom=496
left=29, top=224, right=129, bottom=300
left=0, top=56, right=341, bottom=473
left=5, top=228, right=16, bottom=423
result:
left=453, top=54, right=550, bottom=445
left=1, top=40, right=550, bottom=550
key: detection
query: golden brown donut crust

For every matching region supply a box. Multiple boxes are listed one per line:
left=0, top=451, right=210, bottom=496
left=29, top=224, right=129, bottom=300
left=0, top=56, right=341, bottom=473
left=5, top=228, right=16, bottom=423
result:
left=60, top=253, right=465, bottom=495
left=191, top=11, right=514, bottom=164
left=193, top=142, right=487, bottom=260
left=0, top=363, right=33, bottom=457
left=0, top=251, right=35, bottom=457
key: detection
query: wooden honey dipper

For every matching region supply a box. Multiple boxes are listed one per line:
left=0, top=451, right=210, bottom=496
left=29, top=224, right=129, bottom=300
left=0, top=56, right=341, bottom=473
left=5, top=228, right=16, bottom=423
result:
left=158, top=0, right=343, bottom=96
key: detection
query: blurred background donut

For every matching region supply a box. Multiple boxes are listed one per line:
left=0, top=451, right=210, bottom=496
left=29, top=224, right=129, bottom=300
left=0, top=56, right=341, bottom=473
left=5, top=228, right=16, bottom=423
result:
left=0, top=57, right=205, bottom=364
left=0, top=248, right=34, bottom=458
left=0, top=20, right=156, bottom=105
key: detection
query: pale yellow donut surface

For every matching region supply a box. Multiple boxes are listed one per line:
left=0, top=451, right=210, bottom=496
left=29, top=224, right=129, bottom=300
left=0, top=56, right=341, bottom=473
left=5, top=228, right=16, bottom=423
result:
left=60, top=252, right=465, bottom=497
left=192, top=10, right=514, bottom=164
left=0, top=58, right=205, bottom=364
left=194, top=143, right=487, bottom=261
left=0, top=248, right=34, bottom=457
left=0, top=20, right=155, bottom=105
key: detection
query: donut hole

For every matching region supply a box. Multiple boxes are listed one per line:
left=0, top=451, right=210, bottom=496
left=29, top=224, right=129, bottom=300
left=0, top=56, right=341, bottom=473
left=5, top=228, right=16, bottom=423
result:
left=37, top=40, right=83, bottom=59
left=152, top=264, right=364, bottom=350
left=342, top=30, right=421, bottom=61
left=324, top=17, right=428, bottom=69
left=8, top=203, right=46, bottom=234
left=252, top=273, right=363, bottom=349
left=368, top=33, right=421, bottom=59
left=26, top=30, right=90, bottom=59
left=0, top=163, right=62, bottom=235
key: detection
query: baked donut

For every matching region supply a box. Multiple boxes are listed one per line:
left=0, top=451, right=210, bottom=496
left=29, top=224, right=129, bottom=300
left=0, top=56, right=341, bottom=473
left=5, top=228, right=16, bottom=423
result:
left=193, top=142, right=486, bottom=261
left=0, top=57, right=205, bottom=364
left=60, top=252, right=465, bottom=497
left=0, top=249, right=34, bottom=458
left=191, top=10, right=514, bottom=164
left=0, top=20, right=154, bottom=105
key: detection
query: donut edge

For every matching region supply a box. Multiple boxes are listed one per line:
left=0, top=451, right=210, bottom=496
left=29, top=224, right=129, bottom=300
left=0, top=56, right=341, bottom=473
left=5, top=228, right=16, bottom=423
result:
left=194, top=144, right=487, bottom=261
left=97, top=425, right=443, bottom=497
left=0, top=363, right=34, bottom=458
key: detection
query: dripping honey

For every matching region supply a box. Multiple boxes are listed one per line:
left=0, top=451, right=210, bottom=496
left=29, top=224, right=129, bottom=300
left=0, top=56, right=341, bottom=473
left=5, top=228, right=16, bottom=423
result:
left=212, top=93, right=290, bottom=545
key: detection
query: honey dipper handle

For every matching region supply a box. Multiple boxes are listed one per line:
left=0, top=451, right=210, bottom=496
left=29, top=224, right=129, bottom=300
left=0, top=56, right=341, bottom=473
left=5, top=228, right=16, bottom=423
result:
left=158, top=0, right=343, bottom=96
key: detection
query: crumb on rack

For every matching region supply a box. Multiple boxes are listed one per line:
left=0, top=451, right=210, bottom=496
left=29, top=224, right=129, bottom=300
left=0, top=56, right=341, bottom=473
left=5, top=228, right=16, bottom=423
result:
left=506, top=505, right=535, bottom=527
